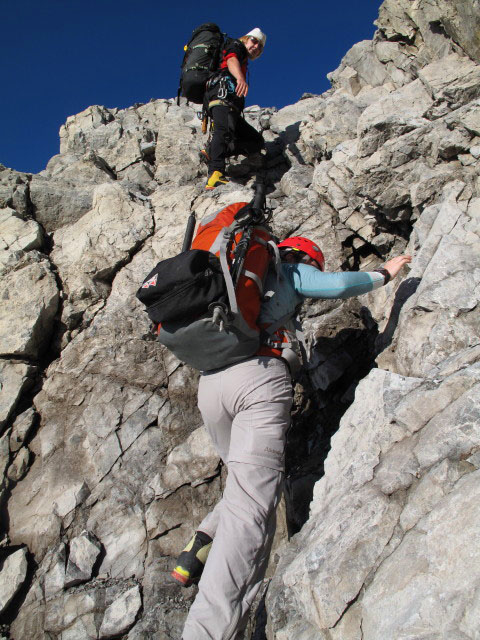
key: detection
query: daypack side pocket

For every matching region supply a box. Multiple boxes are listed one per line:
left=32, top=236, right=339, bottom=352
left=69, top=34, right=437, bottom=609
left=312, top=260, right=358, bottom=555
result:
left=136, top=250, right=227, bottom=324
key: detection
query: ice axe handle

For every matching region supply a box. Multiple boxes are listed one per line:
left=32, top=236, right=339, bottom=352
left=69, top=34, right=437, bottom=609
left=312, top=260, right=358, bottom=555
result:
left=252, top=182, right=266, bottom=213
left=182, top=212, right=196, bottom=252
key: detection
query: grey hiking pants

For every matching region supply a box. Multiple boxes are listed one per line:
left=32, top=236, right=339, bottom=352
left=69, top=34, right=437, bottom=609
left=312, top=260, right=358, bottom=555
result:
left=182, top=357, right=293, bottom=640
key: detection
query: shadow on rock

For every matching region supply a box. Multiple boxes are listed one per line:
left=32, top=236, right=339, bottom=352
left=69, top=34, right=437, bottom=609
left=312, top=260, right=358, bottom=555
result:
left=283, top=279, right=421, bottom=536
left=226, top=138, right=291, bottom=188
left=375, top=277, right=421, bottom=354
left=284, top=320, right=380, bottom=536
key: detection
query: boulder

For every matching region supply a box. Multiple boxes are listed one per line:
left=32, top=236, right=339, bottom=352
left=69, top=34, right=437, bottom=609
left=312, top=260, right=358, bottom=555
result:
left=0, top=255, right=59, bottom=359
left=7, top=446, right=31, bottom=482
left=98, top=585, right=142, bottom=639
left=9, top=407, right=36, bottom=453
left=51, top=182, right=153, bottom=326
left=0, top=547, right=28, bottom=614
left=30, top=175, right=99, bottom=233
left=0, top=166, right=30, bottom=216
left=0, top=361, right=36, bottom=430
left=376, top=0, right=480, bottom=64
left=150, top=426, right=220, bottom=499
left=64, top=531, right=102, bottom=588
left=0, top=207, right=43, bottom=254
left=418, top=53, right=480, bottom=110
left=328, top=40, right=414, bottom=94
left=357, top=79, right=433, bottom=157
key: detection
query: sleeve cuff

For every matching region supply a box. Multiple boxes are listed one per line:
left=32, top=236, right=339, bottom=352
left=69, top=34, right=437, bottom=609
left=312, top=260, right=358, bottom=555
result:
left=374, top=268, right=391, bottom=285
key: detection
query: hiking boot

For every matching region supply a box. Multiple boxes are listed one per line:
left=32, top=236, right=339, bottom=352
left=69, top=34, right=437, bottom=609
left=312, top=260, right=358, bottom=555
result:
left=205, top=170, right=230, bottom=190
left=246, top=150, right=266, bottom=170
left=199, top=148, right=210, bottom=164
left=171, top=531, right=213, bottom=587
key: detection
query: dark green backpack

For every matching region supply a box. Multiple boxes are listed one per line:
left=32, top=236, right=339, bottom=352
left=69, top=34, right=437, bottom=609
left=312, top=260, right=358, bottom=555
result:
left=177, top=23, right=225, bottom=105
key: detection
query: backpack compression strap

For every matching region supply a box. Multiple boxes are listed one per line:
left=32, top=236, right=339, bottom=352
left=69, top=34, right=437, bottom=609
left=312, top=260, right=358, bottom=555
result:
left=219, top=222, right=239, bottom=314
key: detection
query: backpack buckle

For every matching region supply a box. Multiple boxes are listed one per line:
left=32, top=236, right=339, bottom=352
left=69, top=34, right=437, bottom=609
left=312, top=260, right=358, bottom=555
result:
left=209, top=303, right=230, bottom=331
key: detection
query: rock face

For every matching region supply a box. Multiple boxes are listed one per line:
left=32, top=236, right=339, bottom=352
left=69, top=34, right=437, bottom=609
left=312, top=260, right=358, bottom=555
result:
left=0, top=1, right=479, bottom=638
left=0, top=548, right=28, bottom=614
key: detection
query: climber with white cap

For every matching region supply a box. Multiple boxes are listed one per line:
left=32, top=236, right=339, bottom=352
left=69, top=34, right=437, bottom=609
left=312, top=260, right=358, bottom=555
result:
left=201, top=27, right=267, bottom=190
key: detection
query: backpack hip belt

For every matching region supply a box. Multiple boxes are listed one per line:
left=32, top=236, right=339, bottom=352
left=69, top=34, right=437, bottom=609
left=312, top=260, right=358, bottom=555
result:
left=208, top=99, right=240, bottom=113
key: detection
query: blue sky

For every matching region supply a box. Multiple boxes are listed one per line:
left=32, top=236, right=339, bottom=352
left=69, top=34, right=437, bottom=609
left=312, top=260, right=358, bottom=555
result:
left=1, top=0, right=381, bottom=174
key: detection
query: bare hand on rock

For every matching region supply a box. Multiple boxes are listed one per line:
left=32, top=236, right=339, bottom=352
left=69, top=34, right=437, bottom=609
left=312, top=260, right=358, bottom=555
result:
left=384, top=255, right=412, bottom=279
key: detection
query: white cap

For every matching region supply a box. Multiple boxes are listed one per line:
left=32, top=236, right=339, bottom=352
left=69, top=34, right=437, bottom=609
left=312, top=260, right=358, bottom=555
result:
left=245, top=28, right=267, bottom=48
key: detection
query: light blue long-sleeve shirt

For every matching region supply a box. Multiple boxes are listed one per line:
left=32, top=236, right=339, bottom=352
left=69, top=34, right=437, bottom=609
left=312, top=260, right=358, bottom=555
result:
left=259, top=263, right=384, bottom=324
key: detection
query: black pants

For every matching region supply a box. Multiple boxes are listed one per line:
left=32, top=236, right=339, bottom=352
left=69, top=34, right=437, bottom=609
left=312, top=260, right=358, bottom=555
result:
left=208, top=105, right=264, bottom=173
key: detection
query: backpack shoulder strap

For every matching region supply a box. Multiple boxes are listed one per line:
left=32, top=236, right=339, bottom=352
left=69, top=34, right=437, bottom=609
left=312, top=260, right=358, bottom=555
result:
left=218, top=220, right=240, bottom=314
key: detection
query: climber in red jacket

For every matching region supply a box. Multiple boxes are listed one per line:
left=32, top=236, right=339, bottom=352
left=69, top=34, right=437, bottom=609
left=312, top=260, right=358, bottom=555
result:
left=202, top=28, right=267, bottom=190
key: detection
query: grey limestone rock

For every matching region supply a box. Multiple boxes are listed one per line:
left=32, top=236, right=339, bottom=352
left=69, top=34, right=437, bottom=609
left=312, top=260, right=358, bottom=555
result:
left=0, top=166, right=30, bottom=217
left=29, top=147, right=120, bottom=233
left=279, top=165, right=313, bottom=197
left=0, top=255, right=59, bottom=359
left=361, top=470, right=480, bottom=639
left=268, top=363, right=480, bottom=638
left=0, top=547, right=28, bottom=614
left=98, top=585, right=142, bottom=638
left=59, top=105, right=117, bottom=156
left=328, top=39, right=415, bottom=94
left=0, top=207, right=43, bottom=254
left=377, top=0, right=480, bottom=64
left=30, top=175, right=99, bottom=233
left=64, top=531, right=102, bottom=588
left=298, top=90, right=373, bottom=163
left=0, top=360, right=36, bottom=431
left=269, top=96, right=324, bottom=155
left=418, top=53, right=480, bottom=111
left=0, top=431, right=9, bottom=480
left=356, top=78, right=433, bottom=157
left=6, top=446, right=31, bottom=482
left=43, top=543, right=68, bottom=600
left=376, top=186, right=480, bottom=377
left=9, top=406, right=36, bottom=453
left=3, top=1, right=480, bottom=638
left=150, top=425, right=220, bottom=499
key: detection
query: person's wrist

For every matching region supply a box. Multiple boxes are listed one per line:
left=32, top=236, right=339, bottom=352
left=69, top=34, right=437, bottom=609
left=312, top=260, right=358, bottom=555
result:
left=374, top=268, right=391, bottom=285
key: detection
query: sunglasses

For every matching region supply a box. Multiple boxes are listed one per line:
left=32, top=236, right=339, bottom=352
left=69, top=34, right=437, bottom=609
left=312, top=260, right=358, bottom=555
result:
left=249, top=36, right=263, bottom=49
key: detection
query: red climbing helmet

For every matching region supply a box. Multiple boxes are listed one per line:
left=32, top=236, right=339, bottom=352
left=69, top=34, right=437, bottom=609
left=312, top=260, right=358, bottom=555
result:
left=278, top=236, right=325, bottom=271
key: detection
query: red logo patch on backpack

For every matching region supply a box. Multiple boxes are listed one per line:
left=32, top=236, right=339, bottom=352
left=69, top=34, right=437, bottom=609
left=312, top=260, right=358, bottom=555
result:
left=142, top=274, right=158, bottom=289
